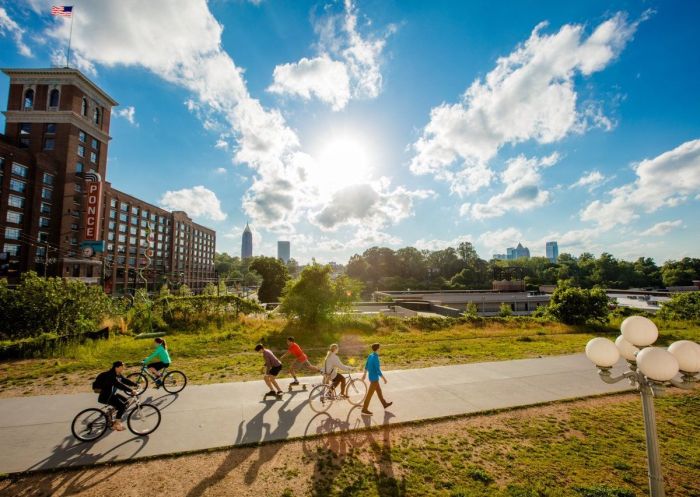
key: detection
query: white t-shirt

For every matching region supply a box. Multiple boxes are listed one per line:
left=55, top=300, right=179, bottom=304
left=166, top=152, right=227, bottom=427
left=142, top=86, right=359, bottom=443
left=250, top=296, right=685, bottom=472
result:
left=322, top=352, right=353, bottom=379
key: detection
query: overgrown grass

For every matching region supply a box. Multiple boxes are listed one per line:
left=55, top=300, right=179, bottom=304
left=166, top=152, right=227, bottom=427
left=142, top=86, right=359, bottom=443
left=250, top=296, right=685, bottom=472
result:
left=1, top=315, right=698, bottom=397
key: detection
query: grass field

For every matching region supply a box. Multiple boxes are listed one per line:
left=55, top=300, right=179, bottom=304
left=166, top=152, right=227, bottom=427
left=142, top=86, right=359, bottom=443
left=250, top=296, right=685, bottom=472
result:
left=1, top=315, right=698, bottom=398
left=1, top=391, right=698, bottom=497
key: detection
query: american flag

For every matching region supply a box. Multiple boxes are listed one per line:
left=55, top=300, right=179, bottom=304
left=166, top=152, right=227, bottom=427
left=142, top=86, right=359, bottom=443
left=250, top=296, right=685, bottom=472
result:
left=51, top=5, right=73, bottom=17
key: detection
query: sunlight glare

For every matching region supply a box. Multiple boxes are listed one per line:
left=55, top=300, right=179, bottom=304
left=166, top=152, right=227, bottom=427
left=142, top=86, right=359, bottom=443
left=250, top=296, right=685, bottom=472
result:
left=313, top=134, right=373, bottom=192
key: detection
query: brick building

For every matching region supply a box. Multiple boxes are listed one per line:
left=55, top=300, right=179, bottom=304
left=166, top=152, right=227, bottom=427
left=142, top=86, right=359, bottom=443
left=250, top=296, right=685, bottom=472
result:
left=0, top=67, right=216, bottom=294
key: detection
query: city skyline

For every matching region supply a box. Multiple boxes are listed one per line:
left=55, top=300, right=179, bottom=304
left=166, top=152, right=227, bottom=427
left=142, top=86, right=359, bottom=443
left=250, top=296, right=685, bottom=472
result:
left=1, top=1, right=699, bottom=264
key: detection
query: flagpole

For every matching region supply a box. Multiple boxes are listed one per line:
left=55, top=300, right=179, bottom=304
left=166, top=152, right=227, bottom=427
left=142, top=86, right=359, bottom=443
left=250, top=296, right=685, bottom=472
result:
left=66, top=8, right=74, bottom=68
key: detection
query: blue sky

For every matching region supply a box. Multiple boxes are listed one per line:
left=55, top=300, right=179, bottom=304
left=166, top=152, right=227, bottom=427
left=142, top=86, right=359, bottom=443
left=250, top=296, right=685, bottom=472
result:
left=1, top=0, right=699, bottom=264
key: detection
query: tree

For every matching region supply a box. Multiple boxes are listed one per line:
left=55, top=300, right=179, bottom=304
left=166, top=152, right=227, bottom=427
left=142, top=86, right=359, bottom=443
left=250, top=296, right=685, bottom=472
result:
left=249, top=256, right=289, bottom=302
left=279, top=264, right=362, bottom=325
left=547, top=284, right=611, bottom=325
left=498, top=302, right=513, bottom=317
left=658, top=291, right=700, bottom=322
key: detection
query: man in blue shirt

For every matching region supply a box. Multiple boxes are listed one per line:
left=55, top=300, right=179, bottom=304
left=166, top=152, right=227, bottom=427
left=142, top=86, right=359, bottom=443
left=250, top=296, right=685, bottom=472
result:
left=361, top=343, right=392, bottom=415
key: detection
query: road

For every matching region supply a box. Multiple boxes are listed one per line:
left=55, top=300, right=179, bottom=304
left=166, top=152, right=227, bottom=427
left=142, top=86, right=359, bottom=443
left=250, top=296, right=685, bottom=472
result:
left=0, top=353, right=633, bottom=474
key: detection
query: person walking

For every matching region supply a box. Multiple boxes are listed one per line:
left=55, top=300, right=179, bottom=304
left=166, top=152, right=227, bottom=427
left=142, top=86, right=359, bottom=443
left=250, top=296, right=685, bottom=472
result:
left=255, top=344, right=283, bottom=397
left=281, top=336, right=321, bottom=386
left=322, top=343, right=356, bottom=396
left=361, top=343, right=392, bottom=416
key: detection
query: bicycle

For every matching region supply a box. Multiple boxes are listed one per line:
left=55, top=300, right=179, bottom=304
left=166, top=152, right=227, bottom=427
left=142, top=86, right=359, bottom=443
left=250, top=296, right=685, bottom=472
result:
left=308, top=372, right=367, bottom=414
left=127, top=363, right=187, bottom=395
left=71, top=393, right=161, bottom=442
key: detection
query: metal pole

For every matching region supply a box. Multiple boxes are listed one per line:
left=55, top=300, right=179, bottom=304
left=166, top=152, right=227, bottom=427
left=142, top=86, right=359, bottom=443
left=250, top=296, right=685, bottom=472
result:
left=66, top=9, right=75, bottom=67
left=639, top=379, right=665, bottom=497
left=43, top=242, right=49, bottom=277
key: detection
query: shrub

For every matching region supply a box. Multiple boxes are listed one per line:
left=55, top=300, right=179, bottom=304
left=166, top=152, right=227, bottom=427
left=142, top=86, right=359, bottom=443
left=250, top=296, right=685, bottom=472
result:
left=547, top=284, right=611, bottom=325
left=498, top=302, right=513, bottom=317
left=657, top=291, right=700, bottom=322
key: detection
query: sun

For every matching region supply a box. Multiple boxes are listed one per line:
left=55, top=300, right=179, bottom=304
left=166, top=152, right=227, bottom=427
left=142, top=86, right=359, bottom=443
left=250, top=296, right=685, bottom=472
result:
left=312, top=134, right=374, bottom=192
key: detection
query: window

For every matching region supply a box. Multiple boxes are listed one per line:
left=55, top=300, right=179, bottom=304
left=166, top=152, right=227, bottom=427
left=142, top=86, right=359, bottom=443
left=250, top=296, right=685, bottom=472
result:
left=109, top=209, right=116, bottom=219
left=91, top=138, right=99, bottom=149
left=9, top=195, right=24, bottom=209
left=4, top=228, right=20, bottom=240
left=6, top=211, right=22, bottom=224
left=108, top=232, right=115, bottom=241
left=38, top=232, right=48, bottom=242
left=94, top=107, right=101, bottom=125
left=81, top=98, right=88, bottom=117
left=129, top=226, right=137, bottom=235
left=19, top=124, right=31, bottom=147
left=12, top=163, right=28, bottom=178
left=120, top=203, right=128, bottom=212
left=49, top=89, right=60, bottom=108
left=79, top=130, right=86, bottom=142
left=108, top=221, right=116, bottom=230
left=107, top=243, right=114, bottom=251
left=3, top=244, right=20, bottom=256
left=23, top=89, right=34, bottom=110
left=71, top=223, right=79, bottom=231
left=39, top=217, right=50, bottom=228
left=118, top=234, right=126, bottom=243
left=10, top=179, right=26, bottom=193
left=46, top=123, right=57, bottom=134
left=76, top=162, right=84, bottom=174
left=110, top=199, right=117, bottom=207
left=70, top=237, right=78, bottom=246
left=119, top=224, right=127, bottom=233
left=36, top=246, right=46, bottom=258
left=141, top=220, right=148, bottom=228
left=129, top=236, right=136, bottom=245
left=130, top=217, right=138, bottom=226
left=90, top=151, right=97, bottom=163
left=77, top=145, right=85, bottom=157
left=128, top=257, right=136, bottom=266
left=44, top=138, right=55, bottom=150
left=43, top=173, right=54, bottom=185
left=131, top=206, right=139, bottom=215
left=74, top=183, right=82, bottom=193
left=41, top=188, right=52, bottom=200
left=119, top=213, right=128, bottom=222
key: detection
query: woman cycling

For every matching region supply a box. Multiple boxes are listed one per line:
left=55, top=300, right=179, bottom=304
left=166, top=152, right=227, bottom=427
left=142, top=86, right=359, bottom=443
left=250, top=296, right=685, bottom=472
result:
left=322, top=343, right=355, bottom=397
left=142, top=337, right=171, bottom=387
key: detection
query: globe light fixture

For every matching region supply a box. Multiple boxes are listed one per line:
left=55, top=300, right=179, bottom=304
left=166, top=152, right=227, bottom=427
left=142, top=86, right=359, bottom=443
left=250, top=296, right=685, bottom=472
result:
left=621, top=315, right=659, bottom=346
left=615, top=335, right=640, bottom=362
left=585, top=317, right=699, bottom=497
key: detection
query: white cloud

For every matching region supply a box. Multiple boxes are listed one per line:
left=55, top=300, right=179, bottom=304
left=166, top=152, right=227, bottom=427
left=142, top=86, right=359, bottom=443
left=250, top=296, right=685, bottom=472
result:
left=113, top=106, right=138, bottom=126
left=214, top=167, right=227, bottom=175
left=570, top=170, right=605, bottom=189
left=581, top=139, right=700, bottom=228
left=410, top=13, right=645, bottom=194
left=268, top=55, right=351, bottom=111
left=477, top=228, right=524, bottom=255
left=461, top=153, right=558, bottom=220
left=640, top=220, right=683, bottom=237
left=268, top=0, right=394, bottom=110
left=215, top=138, right=229, bottom=150
left=414, top=235, right=474, bottom=251
left=160, top=185, right=227, bottom=221
left=0, top=7, right=32, bottom=57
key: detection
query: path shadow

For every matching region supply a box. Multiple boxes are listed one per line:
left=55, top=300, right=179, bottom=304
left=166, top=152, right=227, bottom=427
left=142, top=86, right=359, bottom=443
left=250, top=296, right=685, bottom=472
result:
left=142, top=392, right=179, bottom=411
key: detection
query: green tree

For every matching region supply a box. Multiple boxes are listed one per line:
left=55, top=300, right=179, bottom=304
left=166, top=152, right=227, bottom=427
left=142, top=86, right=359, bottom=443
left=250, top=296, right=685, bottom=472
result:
left=658, top=291, right=700, bottom=322
left=279, top=264, right=362, bottom=325
left=249, top=256, right=289, bottom=302
left=547, top=284, right=611, bottom=325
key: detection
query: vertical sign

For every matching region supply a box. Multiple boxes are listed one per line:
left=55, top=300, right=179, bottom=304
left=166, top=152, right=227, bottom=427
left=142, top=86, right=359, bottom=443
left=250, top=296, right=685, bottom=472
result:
left=83, top=172, right=103, bottom=241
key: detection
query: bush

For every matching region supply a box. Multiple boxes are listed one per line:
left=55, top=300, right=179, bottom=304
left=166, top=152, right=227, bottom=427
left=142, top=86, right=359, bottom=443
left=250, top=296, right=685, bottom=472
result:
left=498, top=302, right=513, bottom=317
left=463, top=302, right=478, bottom=318
left=279, top=264, right=362, bottom=325
left=658, top=291, right=700, bottom=322
left=0, top=272, right=114, bottom=340
left=250, top=256, right=289, bottom=303
left=547, top=284, right=611, bottom=325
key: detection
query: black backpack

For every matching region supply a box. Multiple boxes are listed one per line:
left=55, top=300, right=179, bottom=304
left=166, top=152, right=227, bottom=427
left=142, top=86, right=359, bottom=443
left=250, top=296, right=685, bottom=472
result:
left=92, top=371, right=110, bottom=393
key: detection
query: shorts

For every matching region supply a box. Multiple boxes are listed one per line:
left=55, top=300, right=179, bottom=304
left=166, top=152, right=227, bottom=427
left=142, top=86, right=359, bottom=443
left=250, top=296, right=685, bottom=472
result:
left=149, top=362, right=169, bottom=371
left=267, top=365, right=282, bottom=377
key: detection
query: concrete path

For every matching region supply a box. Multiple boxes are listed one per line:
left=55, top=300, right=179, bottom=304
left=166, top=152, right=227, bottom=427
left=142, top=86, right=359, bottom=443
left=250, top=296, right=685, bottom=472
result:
left=0, top=353, right=634, bottom=474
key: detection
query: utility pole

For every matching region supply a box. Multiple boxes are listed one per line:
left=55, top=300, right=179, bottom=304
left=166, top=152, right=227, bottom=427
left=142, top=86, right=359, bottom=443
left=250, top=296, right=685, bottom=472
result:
left=43, top=242, right=50, bottom=278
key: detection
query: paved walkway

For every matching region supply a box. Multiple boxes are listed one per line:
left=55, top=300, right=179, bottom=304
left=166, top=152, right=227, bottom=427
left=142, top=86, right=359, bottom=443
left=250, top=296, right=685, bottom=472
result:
left=0, top=354, right=633, bottom=474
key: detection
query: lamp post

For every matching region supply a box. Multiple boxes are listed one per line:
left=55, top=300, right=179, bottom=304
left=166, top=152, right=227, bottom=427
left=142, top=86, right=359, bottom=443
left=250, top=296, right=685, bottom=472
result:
left=585, top=316, right=700, bottom=497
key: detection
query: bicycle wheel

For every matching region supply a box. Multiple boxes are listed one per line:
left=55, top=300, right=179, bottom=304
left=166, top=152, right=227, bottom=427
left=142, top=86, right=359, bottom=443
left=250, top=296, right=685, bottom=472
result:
left=72, top=408, right=109, bottom=442
left=345, top=378, right=367, bottom=407
left=127, top=403, right=161, bottom=436
left=127, top=372, right=148, bottom=396
left=309, top=384, right=334, bottom=413
left=162, top=370, right=187, bottom=393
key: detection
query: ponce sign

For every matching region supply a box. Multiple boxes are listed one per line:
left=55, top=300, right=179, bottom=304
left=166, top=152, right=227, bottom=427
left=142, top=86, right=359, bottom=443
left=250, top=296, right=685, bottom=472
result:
left=83, top=171, right=103, bottom=241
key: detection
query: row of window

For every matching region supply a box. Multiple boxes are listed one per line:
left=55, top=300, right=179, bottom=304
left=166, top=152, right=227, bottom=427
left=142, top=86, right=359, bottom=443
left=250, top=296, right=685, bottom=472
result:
left=22, top=87, right=102, bottom=126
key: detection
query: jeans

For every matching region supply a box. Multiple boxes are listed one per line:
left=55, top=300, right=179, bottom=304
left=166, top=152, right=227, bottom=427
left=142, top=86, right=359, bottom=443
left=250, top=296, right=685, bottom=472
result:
left=108, top=394, right=128, bottom=419
left=362, top=380, right=389, bottom=411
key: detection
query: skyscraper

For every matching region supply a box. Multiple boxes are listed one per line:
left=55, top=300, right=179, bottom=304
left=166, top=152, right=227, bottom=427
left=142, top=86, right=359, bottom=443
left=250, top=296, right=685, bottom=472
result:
left=546, top=241, right=559, bottom=263
left=241, top=222, right=252, bottom=259
left=277, top=241, right=290, bottom=263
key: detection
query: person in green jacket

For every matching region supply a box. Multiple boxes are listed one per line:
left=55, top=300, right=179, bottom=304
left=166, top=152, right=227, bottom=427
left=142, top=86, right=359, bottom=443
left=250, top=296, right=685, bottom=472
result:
left=143, top=337, right=171, bottom=387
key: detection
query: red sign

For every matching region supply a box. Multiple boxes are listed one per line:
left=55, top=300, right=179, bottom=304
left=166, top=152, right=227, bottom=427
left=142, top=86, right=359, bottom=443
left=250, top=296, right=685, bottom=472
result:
left=83, top=173, right=103, bottom=241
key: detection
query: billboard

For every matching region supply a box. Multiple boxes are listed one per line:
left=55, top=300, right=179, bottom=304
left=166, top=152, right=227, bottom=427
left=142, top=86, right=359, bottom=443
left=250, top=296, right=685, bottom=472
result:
left=83, top=171, right=103, bottom=241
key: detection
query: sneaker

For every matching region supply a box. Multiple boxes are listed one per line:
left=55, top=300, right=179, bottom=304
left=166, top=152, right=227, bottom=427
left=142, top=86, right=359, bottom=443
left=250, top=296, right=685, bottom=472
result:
left=383, top=402, right=393, bottom=409
left=266, top=390, right=277, bottom=396
left=361, top=410, right=373, bottom=416
left=276, top=391, right=283, bottom=396
left=290, top=381, right=299, bottom=386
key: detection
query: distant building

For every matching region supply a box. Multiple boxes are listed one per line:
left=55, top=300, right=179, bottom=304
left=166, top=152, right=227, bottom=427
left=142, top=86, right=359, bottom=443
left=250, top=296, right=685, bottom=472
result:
left=277, top=241, right=290, bottom=263
left=506, top=243, right=530, bottom=260
left=241, top=222, right=252, bottom=259
left=493, top=254, right=507, bottom=260
left=546, top=241, right=559, bottom=263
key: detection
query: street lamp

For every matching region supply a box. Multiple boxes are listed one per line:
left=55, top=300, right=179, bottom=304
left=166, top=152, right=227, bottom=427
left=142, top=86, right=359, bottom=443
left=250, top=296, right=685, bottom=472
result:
left=585, top=316, right=700, bottom=497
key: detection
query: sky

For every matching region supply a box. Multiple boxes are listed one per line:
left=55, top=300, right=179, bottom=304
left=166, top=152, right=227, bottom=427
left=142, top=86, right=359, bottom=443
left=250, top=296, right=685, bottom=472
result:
left=1, top=0, right=699, bottom=265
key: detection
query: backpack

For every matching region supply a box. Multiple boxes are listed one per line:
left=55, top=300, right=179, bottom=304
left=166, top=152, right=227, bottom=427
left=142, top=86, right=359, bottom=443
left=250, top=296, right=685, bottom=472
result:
left=92, top=371, right=110, bottom=394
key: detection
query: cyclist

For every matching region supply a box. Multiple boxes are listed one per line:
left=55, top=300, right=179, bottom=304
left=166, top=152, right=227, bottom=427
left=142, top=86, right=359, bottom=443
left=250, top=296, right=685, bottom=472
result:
left=321, top=343, right=356, bottom=397
left=255, top=344, right=283, bottom=396
left=142, top=337, right=171, bottom=387
left=92, top=360, right=137, bottom=431
left=280, top=336, right=321, bottom=386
